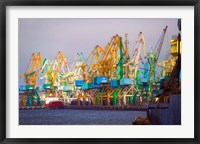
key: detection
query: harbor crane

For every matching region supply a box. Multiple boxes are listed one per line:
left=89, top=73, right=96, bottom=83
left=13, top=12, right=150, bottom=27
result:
left=43, top=51, right=71, bottom=100
left=148, top=26, right=168, bottom=83
left=19, top=53, right=43, bottom=107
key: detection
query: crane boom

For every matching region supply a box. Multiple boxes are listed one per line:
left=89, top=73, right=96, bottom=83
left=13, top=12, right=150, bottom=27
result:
left=20, top=52, right=42, bottom=89
left=155, top=26, right=168, bottom=61
left=44, top=51, right=71, bottom=89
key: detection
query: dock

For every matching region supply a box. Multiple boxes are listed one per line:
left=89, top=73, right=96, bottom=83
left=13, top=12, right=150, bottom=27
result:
left=19, top=104, right=148, bottom=111
left=64, top=105, right=148, bottom=111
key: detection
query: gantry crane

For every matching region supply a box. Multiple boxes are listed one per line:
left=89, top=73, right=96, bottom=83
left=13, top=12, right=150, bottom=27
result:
left=147, top=26, right=168, bottom=98
left=75, top=45, right=105, bottom=83
left=44, top=51, right=71, bottom=100
left=74, top=35, right=121, bottom=106
left=47, top=51, right=70, bottom=88
left=148, top=26, right=168, bottom=83
left=40, top=58, right=54, bottom=89
left=117, top=32, right=146, bottom=106
left=62, top=53, right=86, bottom=104
left=19, top=53, right=43, bottom=107
left=94, top=35, right=123, bottom=106
left=128, top=32, right=146, bottom=80
left=95, top=34, right=134, bottom=106
left=74, top=45, right=105, bottom=105
left=91, top=33, right=146, bottom=106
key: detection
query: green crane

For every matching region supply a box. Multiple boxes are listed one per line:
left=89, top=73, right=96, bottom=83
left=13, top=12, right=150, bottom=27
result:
left=147, top=26, right=168, bottom=98
left=112, top=37, right=123, bottom=106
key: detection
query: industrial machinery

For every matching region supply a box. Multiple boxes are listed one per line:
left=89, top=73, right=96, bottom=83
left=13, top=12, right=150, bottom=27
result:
left=147, top=26, right=168, bottom=98
left=40, top=58, right=53, bottom=90
left=19, top=23, right=181, bottom=108
left=19, top=53, right=43, bottom=108
left=42, top=51, right=71, bottom=107
left=148, top=26, right=168, bottom=83
left=75, top=45, right=105, bottom=105
left=118, top=32, right=147, bottom=106
left=44, top=51, right=71, bottom=90
left=159, top=20, right=182, bottom=103
left=95, top=35, right=124, bottom=105
left=63, top=53, right=86, bottom=104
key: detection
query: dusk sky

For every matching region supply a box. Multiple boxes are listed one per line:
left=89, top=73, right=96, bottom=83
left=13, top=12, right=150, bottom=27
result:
left=18, top=18, right=179, bottom=87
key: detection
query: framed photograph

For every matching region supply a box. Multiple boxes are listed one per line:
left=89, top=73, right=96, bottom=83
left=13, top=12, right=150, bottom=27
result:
left=0, top=0, right=199, bottom=143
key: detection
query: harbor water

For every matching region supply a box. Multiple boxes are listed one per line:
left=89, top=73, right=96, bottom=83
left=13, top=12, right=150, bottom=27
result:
left=19, top=109, right=147, bottom=125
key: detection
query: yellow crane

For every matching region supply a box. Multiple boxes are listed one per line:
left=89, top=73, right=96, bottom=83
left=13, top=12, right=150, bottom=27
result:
left=76, top=45, right=105, bottom=83
left=43, top=51, right=71, bottom=100
left=75, top=45, right=105, bottom=105
left=20, top=53, right=42, bottom=90
left=19, top=52, right=43, bottom=108
left=44, top=51, right=70, bottom=89
left=95, top=34, right=127, bottom=105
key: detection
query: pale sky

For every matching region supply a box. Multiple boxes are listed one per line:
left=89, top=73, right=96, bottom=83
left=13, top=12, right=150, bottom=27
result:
left=18, top=18, right=180, bottom=87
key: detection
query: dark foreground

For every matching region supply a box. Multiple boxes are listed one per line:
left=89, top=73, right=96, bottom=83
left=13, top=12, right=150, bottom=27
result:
left=19, top=109, right=147, bottom=125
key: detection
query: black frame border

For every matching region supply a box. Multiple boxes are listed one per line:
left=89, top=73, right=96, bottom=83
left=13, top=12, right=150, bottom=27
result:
left=0, top=0, right=199, bottom=144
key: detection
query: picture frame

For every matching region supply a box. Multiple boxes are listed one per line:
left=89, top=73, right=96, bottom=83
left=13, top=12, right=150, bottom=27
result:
left=0, top=0, right=199, bottom=143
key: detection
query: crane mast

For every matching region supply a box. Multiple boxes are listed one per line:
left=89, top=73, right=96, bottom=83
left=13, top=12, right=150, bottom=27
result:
left=127, top=32, right=146, bottom=80
left=20, top=53, right=42, bottom=89
left=148, top=26, right=168, bottom=83
left=19, top=52, right=43, bottom=108
left=45, top=51, right=70, bottom=89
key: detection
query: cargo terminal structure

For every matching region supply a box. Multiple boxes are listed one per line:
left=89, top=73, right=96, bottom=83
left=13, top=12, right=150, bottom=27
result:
left=19, top=24, right=181, bottom=110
